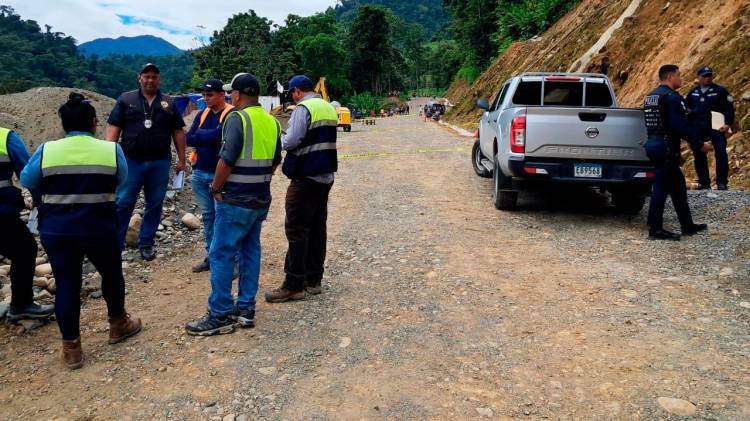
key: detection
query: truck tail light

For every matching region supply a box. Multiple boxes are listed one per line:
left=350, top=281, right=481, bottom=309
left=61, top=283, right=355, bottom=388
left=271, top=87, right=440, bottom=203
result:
left=510, top=116, right=526, bottom=153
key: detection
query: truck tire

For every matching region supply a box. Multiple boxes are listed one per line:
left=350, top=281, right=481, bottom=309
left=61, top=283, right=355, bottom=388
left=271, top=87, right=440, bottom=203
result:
left=344, top=125, right=352, bottom=132
left=472, top=140, right=492, bottom=178
left=493, top=156, right=518, bottom=210
left=612, top=190, right=646, bottom=215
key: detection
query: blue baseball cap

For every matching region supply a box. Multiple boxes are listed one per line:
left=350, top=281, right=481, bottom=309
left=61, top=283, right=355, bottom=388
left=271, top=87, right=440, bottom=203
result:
left=288, top=75, right=314, bottom=91
left=697, top=66, right=714, bottom=77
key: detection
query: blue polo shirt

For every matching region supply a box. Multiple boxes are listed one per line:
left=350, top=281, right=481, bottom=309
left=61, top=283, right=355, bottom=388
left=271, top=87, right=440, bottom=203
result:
left=186, top=107, right=225, bottom=173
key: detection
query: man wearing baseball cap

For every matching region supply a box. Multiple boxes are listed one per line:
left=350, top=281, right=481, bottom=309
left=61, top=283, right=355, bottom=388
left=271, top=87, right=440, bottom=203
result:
left=187, top=79, right=234, bottom=273
left=186, top=73, right=282, bottom=335
left=686, top=66, right=735, bottom=190
left=265, top=74, right=338, bottom=303
left=106, top=63, right=187, bottom=260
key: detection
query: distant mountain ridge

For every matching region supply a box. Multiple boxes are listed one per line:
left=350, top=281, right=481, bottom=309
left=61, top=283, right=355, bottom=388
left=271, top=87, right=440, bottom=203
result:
left=79, top=35, right=182, bottom=57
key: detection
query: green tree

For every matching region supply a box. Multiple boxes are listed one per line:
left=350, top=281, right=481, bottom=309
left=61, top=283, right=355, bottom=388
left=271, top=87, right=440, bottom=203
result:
left=347, top=6, right=403, bottom=95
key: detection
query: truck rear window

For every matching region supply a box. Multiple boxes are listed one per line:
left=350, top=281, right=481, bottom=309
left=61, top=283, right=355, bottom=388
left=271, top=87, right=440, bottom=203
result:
left=513, top=81, right=542, bottom=105
left=544, top=81, right=583, bottom=106
left=585, top=82, right=614, bottom=107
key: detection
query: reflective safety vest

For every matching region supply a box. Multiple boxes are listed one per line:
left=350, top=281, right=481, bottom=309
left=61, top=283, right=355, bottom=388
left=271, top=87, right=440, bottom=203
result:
left=282, top=97, right=338, bottom=179
left=0, top=127, right=12, bottom=190
left=223, top=106, right=279, bottom=201
left=38, top=135, right=118, bottom=235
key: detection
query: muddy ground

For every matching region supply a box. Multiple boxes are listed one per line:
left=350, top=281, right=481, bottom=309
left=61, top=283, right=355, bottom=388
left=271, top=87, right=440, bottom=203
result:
left=1, top=103, right=748, bottom=420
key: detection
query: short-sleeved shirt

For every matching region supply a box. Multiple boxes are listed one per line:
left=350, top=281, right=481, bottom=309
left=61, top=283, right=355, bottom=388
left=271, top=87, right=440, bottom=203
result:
left=219, top=105, right=282, bottom=209
left=108, top=90, right=185, bottom=161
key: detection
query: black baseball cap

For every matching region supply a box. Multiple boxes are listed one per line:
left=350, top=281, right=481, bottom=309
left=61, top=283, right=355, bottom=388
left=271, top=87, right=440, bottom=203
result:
left=222, top=73, right=260, bottom=96
left=140, top=63, right=160, bottom=74
left=201, top=79, right=224, bottom=92
left=697, top=66, right=714, bottom=77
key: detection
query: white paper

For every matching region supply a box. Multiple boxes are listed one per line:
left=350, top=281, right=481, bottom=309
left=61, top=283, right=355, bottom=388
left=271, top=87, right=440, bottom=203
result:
left=27, top=208, right=39, bottom=235
left=171, top=170, right=185, bottom=190
left=711, top=111, right=726, bottom=131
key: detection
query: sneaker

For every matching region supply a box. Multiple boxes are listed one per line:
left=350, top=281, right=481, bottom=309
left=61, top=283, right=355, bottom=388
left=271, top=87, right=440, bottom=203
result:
left=682, top=223, right=708, bottom=236
left=264, top=287, right=306, bottom=303
left=648, top=229, right=681, bottom=241
left=231, top=308, right=255, bottom=328
left=7, top=302, right=55, bottom=321
left=192, top=258, right=210, bottom=273
left=185, top=313, right=234, bottom=336
left=140, top=246, right=156, bottom=261
left=717, top=184, right=728, bottom=191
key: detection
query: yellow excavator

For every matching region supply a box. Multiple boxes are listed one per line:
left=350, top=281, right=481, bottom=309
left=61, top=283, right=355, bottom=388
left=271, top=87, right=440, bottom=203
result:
left=281, top=77, right=352, bottom=132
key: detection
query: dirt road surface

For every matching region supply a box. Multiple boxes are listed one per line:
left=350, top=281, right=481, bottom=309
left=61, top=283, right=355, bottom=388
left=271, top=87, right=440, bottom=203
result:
left=1, top=102, right=749, bottom=420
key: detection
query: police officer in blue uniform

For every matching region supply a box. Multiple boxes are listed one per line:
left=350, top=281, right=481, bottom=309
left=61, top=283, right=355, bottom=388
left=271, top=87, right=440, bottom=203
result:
left=643, top=64, right=710, bottom=241
left=686, top=66, right=735, bottom=190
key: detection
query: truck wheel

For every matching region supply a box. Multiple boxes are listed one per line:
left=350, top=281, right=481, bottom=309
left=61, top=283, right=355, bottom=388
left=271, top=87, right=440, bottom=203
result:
left=493, top=157, right=517, bottom=210
left=612, top=190, right=646, bottom=215
left=472, top=140, right=491, bottom=178
left=344, top=125, right=351, bottom=132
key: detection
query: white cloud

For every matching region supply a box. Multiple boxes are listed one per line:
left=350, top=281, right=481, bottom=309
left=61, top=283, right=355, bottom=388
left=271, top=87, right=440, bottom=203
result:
left=5, top=0, right=338, bottom=50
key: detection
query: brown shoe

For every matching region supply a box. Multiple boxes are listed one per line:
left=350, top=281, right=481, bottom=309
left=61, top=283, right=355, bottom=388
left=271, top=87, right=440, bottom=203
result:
left=108, top=312, right=142, bottom=344
left=304, top=284, right=322, bottom=295
left=62, top=338, right=83, bottom=370
left=264, top=287, right=306, bottom=303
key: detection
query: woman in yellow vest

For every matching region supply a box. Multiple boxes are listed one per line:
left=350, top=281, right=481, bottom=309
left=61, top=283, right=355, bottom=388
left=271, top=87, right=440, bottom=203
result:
left=21, top=93, right=142, bottom=370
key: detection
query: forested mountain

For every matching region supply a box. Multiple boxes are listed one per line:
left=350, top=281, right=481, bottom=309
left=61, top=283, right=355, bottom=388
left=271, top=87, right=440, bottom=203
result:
left=79, top=35, right=182, bottom=57
left=335, top=0, right=451, bottom=38
left=0, top=6, right=194, bottom=97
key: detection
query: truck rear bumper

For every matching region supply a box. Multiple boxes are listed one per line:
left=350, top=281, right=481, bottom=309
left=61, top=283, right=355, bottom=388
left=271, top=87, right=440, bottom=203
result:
left=508, top=158, right=655, bottom=189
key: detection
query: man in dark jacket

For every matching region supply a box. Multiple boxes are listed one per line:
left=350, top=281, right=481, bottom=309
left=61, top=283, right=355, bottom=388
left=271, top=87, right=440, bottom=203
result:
left=642, top=64, right=710, bottom=241
left=106, top=63, right=186, bottom=261
left=187, top=79, right=233, bottom=272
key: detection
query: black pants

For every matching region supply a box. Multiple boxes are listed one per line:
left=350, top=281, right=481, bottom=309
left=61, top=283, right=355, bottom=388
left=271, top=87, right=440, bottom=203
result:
left=0, top=214, right=36, bottom=308
left=692, top=128, right=729, bottom=186
left=282, top=179, right=333, bottom=292
left=646, top=143, right=693, bottom=230
left=41, top=233, right=125, bottom=340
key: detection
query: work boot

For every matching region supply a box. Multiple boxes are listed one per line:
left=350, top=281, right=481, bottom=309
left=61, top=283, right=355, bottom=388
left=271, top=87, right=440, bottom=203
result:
left=62, top=338, right=83, bottom=370
left=108, top=312, right=142, bottom=344
left=185, top=313, right=234, bottom=336
left=648, top=229, right=681, bottom=241
left=717, top=184, right=728, bottom=191
left=7, top=302, right=55, bottom=321
left=682, top=223, right=708, bottom=236
left=140, top=246, right=156, bottom=262
left=695, top=183, right=711, bottom=190
left=264, top=287, right=305, bottom=303
left=192, top=257, right=210, bottom=273
left=304, top=281, right=322, bottom=296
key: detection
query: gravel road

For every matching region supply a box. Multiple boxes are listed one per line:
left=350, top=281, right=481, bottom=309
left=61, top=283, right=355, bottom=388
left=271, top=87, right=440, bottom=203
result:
left=1, top=103, right=748, bottom=420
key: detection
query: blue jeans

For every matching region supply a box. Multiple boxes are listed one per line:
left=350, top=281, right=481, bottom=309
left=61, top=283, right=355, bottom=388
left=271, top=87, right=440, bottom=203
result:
left=116, top=157, right=171, bottom=249
left=208, top=202, right=268, bottom=317
left=191, top=169, right=216, bottom=254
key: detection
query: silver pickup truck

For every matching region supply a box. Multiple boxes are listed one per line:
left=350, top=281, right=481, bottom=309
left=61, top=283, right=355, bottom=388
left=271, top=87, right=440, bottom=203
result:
left=472, top=72, right=655, bottom=211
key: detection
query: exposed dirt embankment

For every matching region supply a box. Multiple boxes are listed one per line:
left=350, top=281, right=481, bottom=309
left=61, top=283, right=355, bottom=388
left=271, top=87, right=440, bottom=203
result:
left=0, top=87, right=115, bottom=150
left=445, top=0, right=750, bottom=189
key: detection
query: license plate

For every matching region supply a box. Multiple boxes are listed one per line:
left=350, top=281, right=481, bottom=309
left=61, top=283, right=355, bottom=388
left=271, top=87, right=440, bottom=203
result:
left=574, top=163, right=602, bottom=178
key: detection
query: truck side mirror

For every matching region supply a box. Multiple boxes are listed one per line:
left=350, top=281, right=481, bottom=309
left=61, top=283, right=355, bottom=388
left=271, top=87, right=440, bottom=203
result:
left=476, top=99, right=490, bottom=110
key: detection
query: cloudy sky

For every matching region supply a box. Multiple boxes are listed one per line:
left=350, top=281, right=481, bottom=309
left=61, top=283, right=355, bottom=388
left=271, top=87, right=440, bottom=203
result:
left=6, top=0, right=338, bottom=49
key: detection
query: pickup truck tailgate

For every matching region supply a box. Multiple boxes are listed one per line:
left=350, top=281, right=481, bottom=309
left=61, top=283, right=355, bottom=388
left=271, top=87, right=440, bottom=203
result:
left=524, top=107, right=648, bottom=161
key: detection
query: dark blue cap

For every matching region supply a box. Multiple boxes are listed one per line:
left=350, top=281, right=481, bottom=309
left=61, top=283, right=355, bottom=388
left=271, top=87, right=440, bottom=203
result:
left=223, top=73, right=260, bottom=95
left=697, top=66, right=714, bottom=77
left=201, top=79, right=224, bottom=92
left=288, top=75, right=314, bottom=92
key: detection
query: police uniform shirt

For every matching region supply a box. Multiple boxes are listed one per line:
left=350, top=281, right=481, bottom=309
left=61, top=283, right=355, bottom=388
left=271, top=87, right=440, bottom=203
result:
left=686, top=83, right=735, bottom=126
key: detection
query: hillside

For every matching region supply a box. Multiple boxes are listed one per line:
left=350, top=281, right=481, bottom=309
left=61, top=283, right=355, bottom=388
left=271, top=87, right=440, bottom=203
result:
left=335, top=0, right=450, bottom=37
left=79, top=35, right=182, bottom=57
left=444, top=0, right=750, bottom=189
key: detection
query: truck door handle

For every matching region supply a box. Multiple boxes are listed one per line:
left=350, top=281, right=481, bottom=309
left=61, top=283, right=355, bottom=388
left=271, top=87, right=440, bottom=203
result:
left=579, top=112, right=606, bottom=122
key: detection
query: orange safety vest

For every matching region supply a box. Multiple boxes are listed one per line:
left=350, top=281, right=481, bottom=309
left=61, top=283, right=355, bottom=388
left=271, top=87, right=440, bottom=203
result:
left=189, top=104, right=235, bottom=166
